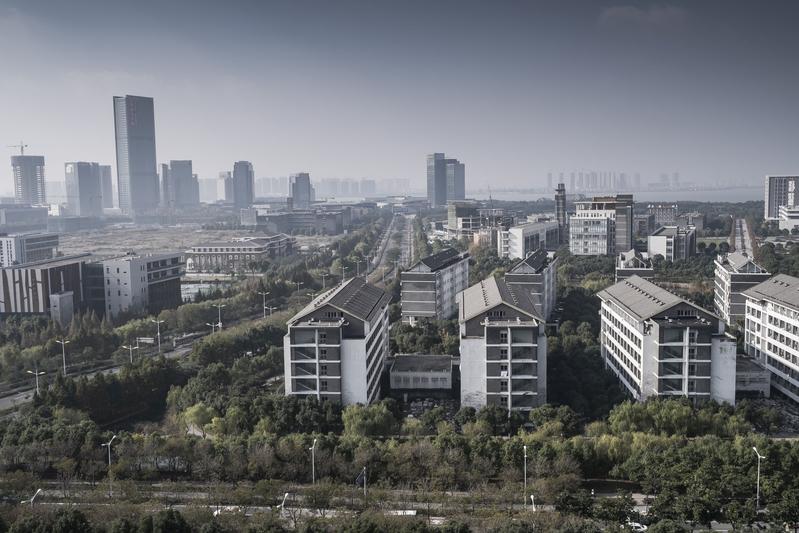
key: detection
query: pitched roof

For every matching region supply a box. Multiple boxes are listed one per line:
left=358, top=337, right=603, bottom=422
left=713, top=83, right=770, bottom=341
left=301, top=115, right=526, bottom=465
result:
left=742, top=274, right=799, bottom=309
left=597, top=275, right=700, bottom=321
left=509, top=249, right=547, bottom=274
left=459, top=276, right=543, bottom=322
left=291, top=277, right=390, bottom=324
left=720, top=251, right=768, bottom=274
left=410, top=248, right=467, bottom=272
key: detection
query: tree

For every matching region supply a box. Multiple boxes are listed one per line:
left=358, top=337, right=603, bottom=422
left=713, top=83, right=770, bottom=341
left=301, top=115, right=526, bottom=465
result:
left=555, top=489, right=593, bottom=517
left=342, top=402, right=397, bottom=437
left=592, top=493, right=635, bottom=523
left=723, top=500, right=756, bottom=531
left=151, top=509, right=191, bottom=533
left=647, top=519, right=690, bottom=533
left=770, top=489, right=799, bottom=532
left=183, top=403, right=218, bottom=437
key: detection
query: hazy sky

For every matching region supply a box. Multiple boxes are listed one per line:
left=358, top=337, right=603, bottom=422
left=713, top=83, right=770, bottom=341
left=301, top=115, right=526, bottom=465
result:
left=2, top=0, right=798, bottom=194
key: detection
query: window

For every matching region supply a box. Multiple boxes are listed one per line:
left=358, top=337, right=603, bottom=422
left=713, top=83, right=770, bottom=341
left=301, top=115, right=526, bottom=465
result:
left=319, top=332, right=327, bottom=343
left=500, top=330, right=508, bottom=343
left=320, top=348, right=327, bottom=359
left=500, top=380, right=508, bottom=392
left=320, top=365, right=327, bottom=376
left=500, top=348, right=508, bottom=357
left=320, top=380, right=328, bottom=392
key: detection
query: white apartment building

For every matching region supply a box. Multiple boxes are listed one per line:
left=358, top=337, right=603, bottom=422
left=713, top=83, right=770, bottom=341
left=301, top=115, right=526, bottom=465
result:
left=400, top=248, right=469, bottom=324
left=284, top=277, right=391, bottom=405
left=497, top=219, right=559, bottom=259
left=743, top=274, right=799, bottom=403
left=0, top=232, right=59, bottom=267
left=778, top=205, right=799, bottom=232
left=458, top=275, right=548, bottom=412
left=598, top=275, right=737, bottom=405
left=647, top=225, right=696, bottom=262
left=100, top=253, right=184, bottom=318
left=714, top=252, right=770, bottom=326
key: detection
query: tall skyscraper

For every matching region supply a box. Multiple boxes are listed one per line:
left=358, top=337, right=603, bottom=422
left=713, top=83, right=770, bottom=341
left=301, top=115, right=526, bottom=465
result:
left=113, top=95, right=158, bottom=214
left=65, top=162, right=103, bottom=217
left=764, top=175, right=799, bottom=220
left=232, top=161, right=254, bottom=209
left=11, top=155, right=46, bottom=205
left=427, top=153, right=446, bottom=207
left=445, top=159, right=465, bottom=201
left=99, top=165, right=114, bottom=208
left=290, top=172, right=314, bottom=209
left=555, top=183, right=567, bottom=244
left=161, top=160, right=199, bottom=208
left=218, top=171, right=234, bottom=203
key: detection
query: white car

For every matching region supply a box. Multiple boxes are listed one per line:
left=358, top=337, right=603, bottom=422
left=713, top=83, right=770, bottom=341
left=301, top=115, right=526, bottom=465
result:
left=626, top=522, right=647, bottom=532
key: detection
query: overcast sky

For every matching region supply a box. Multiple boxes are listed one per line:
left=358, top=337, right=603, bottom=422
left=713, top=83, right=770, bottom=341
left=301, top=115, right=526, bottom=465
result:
left=1, top=0, right=798, bottom=194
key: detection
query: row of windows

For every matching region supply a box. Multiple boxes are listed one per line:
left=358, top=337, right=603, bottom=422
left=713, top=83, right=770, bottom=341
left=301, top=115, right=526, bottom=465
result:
left=391, top=376, right=449, bottom=386
left=602, top=307, right=643, bottom=349
left=602, top=333, right=642, bottom=380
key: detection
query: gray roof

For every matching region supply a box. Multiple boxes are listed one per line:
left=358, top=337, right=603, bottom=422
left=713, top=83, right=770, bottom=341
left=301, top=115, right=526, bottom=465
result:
left=742, top=274, right=799, bottom=309
left=597, top=275, right=701, bottom=321
left=459, top=275, right=543, bottom=322
left=291, top=277, right=390, bottom=324
left=651, top=225, right=694, bottom=237
left=6, top=253, right=92, bottom=269
left=509, top=249, right=547, bottom=274
left=410, top=248, right=467, bottom=272
left=390, top=355, right=452, bottom=373
left=719, top=252, right=768, bottom=274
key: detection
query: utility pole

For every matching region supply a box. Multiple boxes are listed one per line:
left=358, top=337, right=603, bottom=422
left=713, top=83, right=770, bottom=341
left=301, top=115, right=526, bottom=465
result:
left=257, top=291, right=270, bottom=319
left=55, top=338, right=70, bottom=376
left=151, top=319, right=165, bottom=355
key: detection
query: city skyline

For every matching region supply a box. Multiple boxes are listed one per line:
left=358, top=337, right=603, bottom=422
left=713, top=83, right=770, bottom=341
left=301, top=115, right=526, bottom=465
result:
left=3, top=1, right=799, bottom=197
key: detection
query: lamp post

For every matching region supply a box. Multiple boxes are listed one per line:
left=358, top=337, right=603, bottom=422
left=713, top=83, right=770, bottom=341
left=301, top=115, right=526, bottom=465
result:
left=151, top=319, right=165, bottom=355
left=266, top=306, right=278, bottom=316
left=341, top=265, right=348, bottom=282
left=206, top=322, right=216, bottom=335
left=26, top=365, right=45, bottom=395
left=21, top=488, right=42, bottom=507
left=523, top=445, right=528, bottom=508
left=121, top=343, right=139, bottom=364
left=257, top=291, right=270, bottom=319
left=310, top=438, right=317, bottom=485
left=101, top=435, right=117, bottom=497
left=294, top=282, right=304, bottom=305
left=753, top=446, right=766, bottom=509
left=55, top=338, right=70, bottom=376
left=356, top=260, right=366, bottom=277
left=213, top=304, right=226, bottom=330
left=320, top=272, right=330, bottom=290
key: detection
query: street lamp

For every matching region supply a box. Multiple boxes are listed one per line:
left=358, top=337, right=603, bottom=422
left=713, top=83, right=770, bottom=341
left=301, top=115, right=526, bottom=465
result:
left=21, top=488, right=42, bottom=507
left=753, top=446, right=766, bottom=509
left=102, top=435, right=117, bottom=497
left=206, top=322, right=216, bottom=335
left=310, top=438, right=317, bottom=485
left=523, top=445, right=528, bottom=508
left=121, top=343, right=139, bottom=364
left=355, top=260, right=366, bottom=277
left=213, top=304, right=226, bottom=330
left=257, top=291, right=270, bottom=319
left=266, top=306, right=278, bottom=316
left=55, top=338, right=70, bottom=376
left=26, top=365, right=45, bottom=395
left=320, top=272, right=330, bottom=290
left=341, top=265, right=348, bottom=282
left=151, top=319, right=165, bottom=355
left=294, top=282, right=304, bottom=305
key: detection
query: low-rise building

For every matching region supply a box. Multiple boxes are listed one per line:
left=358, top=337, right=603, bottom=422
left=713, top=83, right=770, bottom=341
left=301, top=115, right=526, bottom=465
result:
left=284, top=277, right=391, bottom=405
left=778, top=205, right=799, bottom=232
left=389, top=354, right=453, bottom=391
left=677, top=211, right=706, bottom=231
left=633, top=214, right=656, bottom=237
left=648, top=225, right=696, bottom=261
left=714, top=252, right=770, bottom=326
left=503, top=249, right=558, bottom=321
left=401, top=248, right=469, bottom=323
left=185, top=234, right=295, bottom=273
left=598, top=275, right=737, bottom=405
left=497, top=219, right=559, bottom=259
left=458, top=275, right=548, bottom=412
left=242, top=208, right=349, bottom=235
left=736, top=355, right=771, bottom=399
left=615, top=249, right=654, bottom=282
left=0, top=204, right=48, bottom=233
left=0, top=232, right=59, bottom=267
left=743, top=274, right=799, bottom=404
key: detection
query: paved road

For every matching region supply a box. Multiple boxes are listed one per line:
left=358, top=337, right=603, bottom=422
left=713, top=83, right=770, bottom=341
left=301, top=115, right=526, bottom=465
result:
left=734, top=218, right=754, bottom=254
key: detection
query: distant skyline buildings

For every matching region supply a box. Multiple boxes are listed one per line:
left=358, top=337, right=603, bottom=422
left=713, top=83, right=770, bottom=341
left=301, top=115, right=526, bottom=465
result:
left=232, top=161, right=254, bottom=209
left=427, top=153, right=464, bottom=207
left=160, top=160, right=199, bottom=208
left=99, top=165, right=113, bottom=209
left=289, top=172, right=314, bottom=209
left=113, top=95, right=159, bottom=215
left=64, top=161, right=103, bottom=216
left=11, top=155, right=46, bottom=205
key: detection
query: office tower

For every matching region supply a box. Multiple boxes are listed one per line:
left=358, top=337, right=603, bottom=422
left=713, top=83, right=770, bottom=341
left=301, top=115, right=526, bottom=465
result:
left=714, top=252, right=770, bottom=326
left=743, top=275, right=799, bottom=403
left=64, top=162, right=103, bottom=217
left=598, top=276, right=737, bottom=405
left=555, top=183, right=567, bottom=243
left=232, top=161, right=254, bottom=209
left=113, top=95, right=159, bottom=214
left=162, top=160, right=199, bottom=208
left=445, top=159, right=465, bottom=201
left=764, top=175, right=799, bottom=220
left=218, top=171, right=233, bottom=203
left=569, top=195, right=633, bottom=256
left=0, top=232, right=59, bottom=267
left=99, top=165, right=113, bottom=208
left=400, top=248, right=469, bottom=324
left=290, top=172, right=314, bottom=209
left=198, top=178, right=218, bottom=203
left=459, top=273, right=548, bottom=411
left=647, top=203, right=679, bottom=226
left=284, top=277, right=391, bottom=405
left=647, top=226, right=697, bottom=262
left=427, top=153, right=447, bottom=207
left=497, top=220, right=560, bottom=259
left=11, top=155, right=46, bottom=205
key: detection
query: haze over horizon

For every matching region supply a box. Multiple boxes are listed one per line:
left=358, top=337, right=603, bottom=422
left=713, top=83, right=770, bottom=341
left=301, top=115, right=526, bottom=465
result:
left=2, top=0, right=799, bottom=196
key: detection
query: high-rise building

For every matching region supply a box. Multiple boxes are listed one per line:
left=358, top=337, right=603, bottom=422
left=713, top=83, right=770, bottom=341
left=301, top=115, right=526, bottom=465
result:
left=647, top=203, right=679, bottom=226
left=113, top=95, right=159, bottom=214
left=569, top=195, right=633, bottom=256
left=160, top=163, right=173, bottom=207
left=290, top=172, right=314, bottom=209
left=445, top=159, right=465, bottom=201
left=764, top=175, right=799, bottom=220
left=64, top=162, right=103, bottom=217
left=99, top=165, right=114, bottom=208
left=11, top=155, right=46, bottom=205
left=198, top=178, right=218, bottom=203
left=555, top=183, right=567, bottom=243
left=598, top=275, right=737, bottom=405
left=284, top=277, right=391, bottom=405
left=427, top=153, right=447, bottom=207
left=218, top=171, right=234, bottom=203
left=400, top=248, right=469, bottom=324
left=161, top=160, right=199, bottom=208
left=497, top=220, right=560, bottom=259
left=714, top=252, right=770, bottom=326
left=232, top=161, right=254, bottom=209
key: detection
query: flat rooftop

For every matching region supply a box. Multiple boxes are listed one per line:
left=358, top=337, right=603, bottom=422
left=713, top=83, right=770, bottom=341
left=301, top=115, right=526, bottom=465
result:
left=391, top=354, right=452, bottom=373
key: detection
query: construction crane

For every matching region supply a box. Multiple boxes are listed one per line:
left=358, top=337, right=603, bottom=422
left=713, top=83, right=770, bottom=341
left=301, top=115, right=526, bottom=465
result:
left=8, top=141, right=28, bottom=155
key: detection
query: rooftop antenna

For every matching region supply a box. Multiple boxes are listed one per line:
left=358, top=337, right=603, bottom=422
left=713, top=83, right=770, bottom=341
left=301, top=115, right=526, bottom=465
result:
left=8, top=141, right=28, bottom=156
